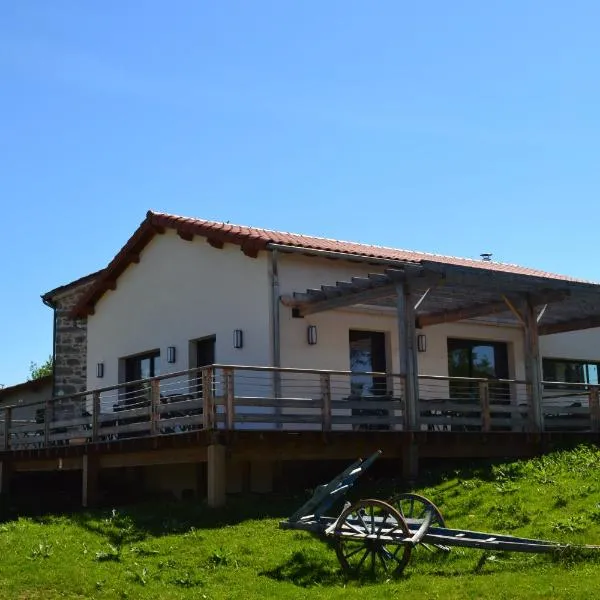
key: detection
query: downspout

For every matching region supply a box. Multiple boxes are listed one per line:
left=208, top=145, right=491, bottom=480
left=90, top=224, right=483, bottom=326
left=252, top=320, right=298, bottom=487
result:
left=270, top=249, right=281, bottom=370
left=269, top=250, right=282, bottom=427
left=41, top=295, right=57, bottom=399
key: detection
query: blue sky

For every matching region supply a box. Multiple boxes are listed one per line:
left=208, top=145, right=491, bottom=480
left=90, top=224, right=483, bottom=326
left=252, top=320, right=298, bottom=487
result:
left=1, top=1, right=600, bottom=386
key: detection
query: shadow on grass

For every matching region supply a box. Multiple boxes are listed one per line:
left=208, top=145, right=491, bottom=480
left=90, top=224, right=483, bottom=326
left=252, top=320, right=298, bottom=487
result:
left=64, top=493, right=302, bottom=545
left=261, top=548, right=344, bottom=587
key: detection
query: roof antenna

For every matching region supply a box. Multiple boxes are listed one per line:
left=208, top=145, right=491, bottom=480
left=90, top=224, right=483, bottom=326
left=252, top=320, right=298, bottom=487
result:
left=480, top=253, right=493, bottom=262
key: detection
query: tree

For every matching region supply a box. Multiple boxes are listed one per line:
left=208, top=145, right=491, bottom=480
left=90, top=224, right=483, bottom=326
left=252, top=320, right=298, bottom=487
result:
left=29, top=355, right=53, bottom=380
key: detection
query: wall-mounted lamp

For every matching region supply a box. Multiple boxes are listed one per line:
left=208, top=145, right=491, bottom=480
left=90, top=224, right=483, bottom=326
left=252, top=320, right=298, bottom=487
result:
left=167, top=346, right=177, bottom=363
left=307, top=325, right=318, bottom=345
left=233, top=329, right=244, bottom=349
left=417, top=334, right=427, bottom=353
left=96, top=362, right=104, bottom=378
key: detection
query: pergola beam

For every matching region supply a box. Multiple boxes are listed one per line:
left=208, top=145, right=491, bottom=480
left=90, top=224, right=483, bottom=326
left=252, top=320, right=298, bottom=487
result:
left=420, top=261, right=582, bottom=295
left=417, top=300, right=511, bottom=328
left=539, top=315, right=600, bottom=336
left=416, top=289, right=570, bottom=328
left=295, top=283, right=400, bottom=316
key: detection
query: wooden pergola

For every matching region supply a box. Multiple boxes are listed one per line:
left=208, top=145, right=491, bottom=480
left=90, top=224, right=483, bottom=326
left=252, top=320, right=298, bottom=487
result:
left=282, top=260, right=600, bottom=432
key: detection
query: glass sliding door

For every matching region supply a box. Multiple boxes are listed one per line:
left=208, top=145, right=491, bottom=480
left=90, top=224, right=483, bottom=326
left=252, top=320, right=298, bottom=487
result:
left=349, top=330, right=389, bottom=430
left=349, top=330, right=387, bottom=397
left=447, top=339, right=510, bottom=403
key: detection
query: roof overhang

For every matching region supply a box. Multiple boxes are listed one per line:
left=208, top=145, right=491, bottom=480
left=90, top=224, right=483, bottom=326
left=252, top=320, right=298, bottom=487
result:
left=282, top=261, right=600, bottom=335
left=0, top=375, right=52, bottom=400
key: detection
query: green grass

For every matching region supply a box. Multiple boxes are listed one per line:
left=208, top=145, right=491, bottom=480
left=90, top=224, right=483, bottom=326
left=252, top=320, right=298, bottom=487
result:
left=3, top=445, right=600, bottom=599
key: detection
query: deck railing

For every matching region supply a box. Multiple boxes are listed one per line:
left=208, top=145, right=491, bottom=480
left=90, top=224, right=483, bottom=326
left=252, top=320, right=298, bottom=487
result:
left=418, top=375, right=531, bottom=432
left=0, top=366, right=597, bottom=450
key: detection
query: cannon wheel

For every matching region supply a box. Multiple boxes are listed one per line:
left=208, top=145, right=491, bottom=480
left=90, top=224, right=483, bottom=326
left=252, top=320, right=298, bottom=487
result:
left=334, top=499, right=412, bottom=578
left=391, top=493, right=450, bottom=553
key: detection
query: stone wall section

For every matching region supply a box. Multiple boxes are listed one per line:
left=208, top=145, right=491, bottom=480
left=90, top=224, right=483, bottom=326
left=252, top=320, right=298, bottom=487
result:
left=51, top=279, right=97, bottom=397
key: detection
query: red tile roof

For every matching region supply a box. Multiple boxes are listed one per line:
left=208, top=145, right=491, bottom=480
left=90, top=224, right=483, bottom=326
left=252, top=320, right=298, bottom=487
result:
left=42, top=269, right=105, bottom=304
left=70, top=210, right=589, bottom=318
left=0, top=375, right=52, bottom=400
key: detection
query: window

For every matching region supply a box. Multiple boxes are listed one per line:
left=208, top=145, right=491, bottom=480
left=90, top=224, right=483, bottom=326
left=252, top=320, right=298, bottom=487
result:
left=447, top=339, right=509, bottom=402
left=543, top=359, right=599, bottom=387
left=448, top=339, right=509, bottom=380
left=122, top=350, right=161, bottom=406
left=125, top=351, right=161, bottom=381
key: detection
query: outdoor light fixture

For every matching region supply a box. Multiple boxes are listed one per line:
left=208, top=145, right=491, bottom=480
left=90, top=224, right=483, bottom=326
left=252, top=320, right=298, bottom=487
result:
left=167, top=346, right=177, bottom=363
left=307, top=325, right=318, bottom=345
left=417, top=334, right=427, bottom=353
left=96, top=362, right=104, bottom=378
left=233, top=329, right=244, bottom=349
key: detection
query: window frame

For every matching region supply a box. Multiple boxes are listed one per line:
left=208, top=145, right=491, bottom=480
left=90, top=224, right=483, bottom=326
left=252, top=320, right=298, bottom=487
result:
left=120, top=349, right=161, bottom=407
left=542, top=358, right=600, bottom=389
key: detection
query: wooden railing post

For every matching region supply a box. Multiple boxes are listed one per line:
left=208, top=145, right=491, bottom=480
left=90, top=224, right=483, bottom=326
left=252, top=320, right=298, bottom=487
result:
left=202, top=367, right=215, bottom=430
left=589, top=385, right=600, bottom=432
left=44, top=400, right=52, bottom=447
left=320, top=373, right=331, bottom=431
left=92, top=391, right=101, bottom=442
left=224, top=368, right=235, bottom=431
left=479, top=381, right=491, bottom=432
left=3, top=407, right=11, bottom=451
left=150, top=378, right=161, bottom=435
left=401, top=376, right=410, bottom=430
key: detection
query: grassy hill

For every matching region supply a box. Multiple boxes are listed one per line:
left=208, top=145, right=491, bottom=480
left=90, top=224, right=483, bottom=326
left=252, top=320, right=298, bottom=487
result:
left=3, top=445, right=600, bottom=599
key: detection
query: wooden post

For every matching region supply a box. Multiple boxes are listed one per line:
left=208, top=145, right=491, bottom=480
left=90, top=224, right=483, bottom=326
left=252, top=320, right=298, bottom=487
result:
left=207, top=444, right=226, bottom=507
left=3, top=408, right=11, bottom=451
left=521, top=296, right=544, bottom=431
left=396, top=283, right=420, bottom=430
left=224, top=368, right=235, bottom=431
left=320, top=373, right=331, bottom=431
left=0, top=460, right=12, bottom=511
left=250, top=461, right=273, bottom=493
left=44, top=400, right=51, bottom=447
left=150, top=378, right=161, bottom=435
left=92, top=391, right=100, bottom=442
left=44, top=400, right=52, bottom=448
left=82, top=454, right=99, bottom=508
left=203, top=367, right=215, bottom=430
left=590, top=386, right=600, bottom=432
left=402, top=437, right=419, bottom=480
left=479, top=381, right=491, bottom=432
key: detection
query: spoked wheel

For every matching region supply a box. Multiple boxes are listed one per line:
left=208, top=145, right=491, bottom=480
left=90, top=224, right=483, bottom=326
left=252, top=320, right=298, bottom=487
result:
left=334, top=499, right=412, bottom=578
left=391, top=493, right=450, bottom=553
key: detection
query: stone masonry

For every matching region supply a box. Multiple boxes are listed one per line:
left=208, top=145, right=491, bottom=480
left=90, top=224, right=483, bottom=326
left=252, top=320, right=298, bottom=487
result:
left=44, top=273, right=100, bottom=398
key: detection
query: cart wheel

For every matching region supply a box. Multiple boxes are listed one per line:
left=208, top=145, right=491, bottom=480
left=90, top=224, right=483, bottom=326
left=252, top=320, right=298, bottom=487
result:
left=334, top=499, right=412, bottom=578
left=391, top=493, right=449, bottom=553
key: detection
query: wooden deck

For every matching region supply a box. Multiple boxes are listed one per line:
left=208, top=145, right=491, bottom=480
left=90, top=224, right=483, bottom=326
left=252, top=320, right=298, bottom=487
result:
left=1, top=365, right=599, bottom=507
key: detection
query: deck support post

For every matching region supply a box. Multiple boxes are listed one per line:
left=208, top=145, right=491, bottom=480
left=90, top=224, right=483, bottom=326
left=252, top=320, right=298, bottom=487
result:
left=0, top=460, right=11, bottom=518
left=396, top=284, right=420, bottom=430
left=520, top=296, right=544, bottom=431
left=207, top=444, right=226, bottom=507
left=82, top=454, right=99, bottom=508
left=589, top=386, right=600, bottom=432
left=0, top=461, right=11, bottom=498
left=250, top=461, right=273, bottom=494
left=402, top=437, right=419, bottom=481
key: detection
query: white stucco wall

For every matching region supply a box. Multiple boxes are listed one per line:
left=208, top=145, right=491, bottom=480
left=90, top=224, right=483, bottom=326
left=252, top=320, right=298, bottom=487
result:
left=86, top=231, right=271, bottom=390
left=541, top=328, right=600, bottom=362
